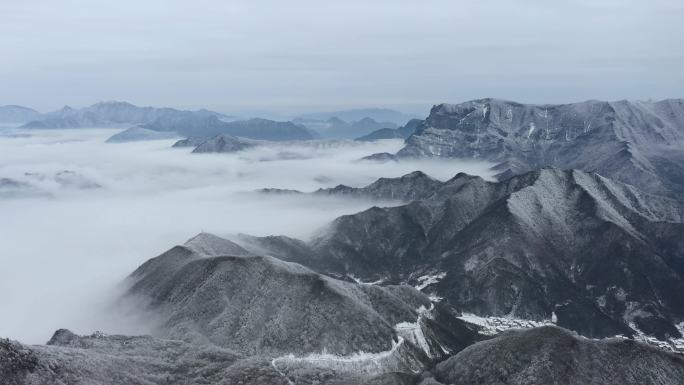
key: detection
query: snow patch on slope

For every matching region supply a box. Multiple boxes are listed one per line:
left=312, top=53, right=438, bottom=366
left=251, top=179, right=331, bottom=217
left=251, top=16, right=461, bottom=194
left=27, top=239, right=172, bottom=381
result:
left=270, top=305, right=437, bottom=376
left=627, top=322, right=684, bottom=354
left=458, top=313, right=555, bottom=336
left=414, top=272, right=446, bottom=290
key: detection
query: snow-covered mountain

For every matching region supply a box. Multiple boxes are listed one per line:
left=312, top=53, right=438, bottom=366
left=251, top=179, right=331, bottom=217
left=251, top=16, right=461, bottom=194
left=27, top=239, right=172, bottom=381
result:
left=380, top=98, right=684, bottom=196
left=5, top=232, right=683, bottom=384
left=247, top=169, right=684, bottom=340
left=124, top=233, right=471, bottom=358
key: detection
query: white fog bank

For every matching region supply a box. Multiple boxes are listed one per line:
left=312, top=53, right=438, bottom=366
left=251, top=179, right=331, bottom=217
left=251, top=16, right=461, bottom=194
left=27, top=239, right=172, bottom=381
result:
left=0, top=128, right=495, bottom=344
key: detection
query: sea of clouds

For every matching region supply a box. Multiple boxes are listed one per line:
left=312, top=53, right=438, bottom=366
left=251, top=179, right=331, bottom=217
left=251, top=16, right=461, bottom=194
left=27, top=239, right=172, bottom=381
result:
left=0, top=127, right=495, bottom=343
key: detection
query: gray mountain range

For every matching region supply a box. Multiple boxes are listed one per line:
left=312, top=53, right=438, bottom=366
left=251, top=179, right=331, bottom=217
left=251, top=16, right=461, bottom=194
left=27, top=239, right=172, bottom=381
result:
left=375, top=99, right=684, bottom=197
left=21, top=101, right=228, bottom=129
left=5, top=232, right=684, bottom=384
left=16, top=101, right=317, bottom=142
left=5, top=97, right=684, bottom=384
left=296, top=108, right=417, bottom=126
left=432, top=326, right=684, bottom=385
left=3, top=231, right=683, bottom=384
left=250, top=169, right=684, bottom=340
left=294, top=116, right=399, bottom=139
left=142, top=116, right=316, bottom=142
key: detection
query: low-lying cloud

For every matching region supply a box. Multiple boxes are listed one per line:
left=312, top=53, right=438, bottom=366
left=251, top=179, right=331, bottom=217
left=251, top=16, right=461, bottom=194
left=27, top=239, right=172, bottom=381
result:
left=0, top=127, right=495, bottom=344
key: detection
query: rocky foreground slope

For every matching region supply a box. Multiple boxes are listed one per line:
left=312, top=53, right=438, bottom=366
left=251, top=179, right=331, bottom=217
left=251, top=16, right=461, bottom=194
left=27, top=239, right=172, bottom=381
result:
left=3, top=316, right=683, bottom=384
left=0, top=233, right=478, bottom=384
left=3, top=233, right=683, bottom=384
left=0, top=230, right=684, bottom=385
left=383, top=98, right=684, bottom=196
left=246, top=169, right=684, bottom=340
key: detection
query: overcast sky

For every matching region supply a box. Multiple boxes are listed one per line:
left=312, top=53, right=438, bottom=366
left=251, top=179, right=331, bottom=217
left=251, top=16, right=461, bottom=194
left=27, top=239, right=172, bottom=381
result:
left=1, top=0, right=683, bottom=115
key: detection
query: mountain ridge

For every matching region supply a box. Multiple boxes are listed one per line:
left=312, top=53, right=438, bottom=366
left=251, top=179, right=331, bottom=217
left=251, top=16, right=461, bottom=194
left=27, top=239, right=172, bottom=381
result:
left=245, top=168, right=684, bottom=340
left=386, top=98, right=684, bottom=196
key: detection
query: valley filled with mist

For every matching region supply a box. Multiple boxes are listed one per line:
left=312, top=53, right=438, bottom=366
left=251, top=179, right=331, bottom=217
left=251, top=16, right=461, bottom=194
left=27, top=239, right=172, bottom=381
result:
left=0, top=127, right=495, bottom=344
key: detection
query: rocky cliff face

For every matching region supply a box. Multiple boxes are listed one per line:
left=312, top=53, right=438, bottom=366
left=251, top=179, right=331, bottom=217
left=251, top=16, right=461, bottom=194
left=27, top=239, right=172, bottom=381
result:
left=395, top=99, right=684, bottom=196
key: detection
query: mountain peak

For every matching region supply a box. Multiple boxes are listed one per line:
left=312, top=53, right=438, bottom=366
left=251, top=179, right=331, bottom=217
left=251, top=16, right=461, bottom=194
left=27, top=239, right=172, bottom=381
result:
left=91, top=100, right=136, bottom=107
left=183, top=232, right=251, bottom=257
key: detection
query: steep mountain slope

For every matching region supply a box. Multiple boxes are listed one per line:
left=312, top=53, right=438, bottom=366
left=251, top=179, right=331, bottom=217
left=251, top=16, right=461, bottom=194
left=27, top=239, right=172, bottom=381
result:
left=394, top=98, right=684, bottom=196
left=0, top=105, right=41, bottom=124
left=124, top=233, right=475, bottom=361
left=433, top=326, right=684, bottom=385
left=248, top=169, right=684, bottom=339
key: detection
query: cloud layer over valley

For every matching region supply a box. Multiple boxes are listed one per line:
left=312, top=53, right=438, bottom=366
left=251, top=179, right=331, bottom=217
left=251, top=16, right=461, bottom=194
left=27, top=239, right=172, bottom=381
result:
left=0, top=127, right=495, bottom=344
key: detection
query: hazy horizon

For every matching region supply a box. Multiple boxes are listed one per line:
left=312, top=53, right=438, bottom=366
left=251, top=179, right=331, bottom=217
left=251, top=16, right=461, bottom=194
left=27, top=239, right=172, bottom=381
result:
left=2, top=0, right=683, bottom=114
